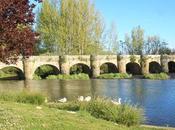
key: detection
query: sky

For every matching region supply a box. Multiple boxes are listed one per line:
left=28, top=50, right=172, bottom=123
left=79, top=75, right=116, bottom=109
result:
left=32, top=0, right=175, bottom=48
left=94, top=0, right=175, bottom=48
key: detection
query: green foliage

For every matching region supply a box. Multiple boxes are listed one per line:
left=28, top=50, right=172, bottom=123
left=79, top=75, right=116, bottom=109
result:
left=46, top=73, right=89, bottom=80
left=124, top=26, right=144, bottom=55
left=97, top=73, right=132, bottom=79
left=33, top=74, right=42, bottom=80
left=0, top=67, right=24, bottom=80
left=37, top=0, right=105, bottom=55
left=144, top=73, right=169, bottom=80
left=0, top=92, right=45, bottom=105
left=34, top=65, right=59, bottom=79
left=48, top=98, right=144, bottom=126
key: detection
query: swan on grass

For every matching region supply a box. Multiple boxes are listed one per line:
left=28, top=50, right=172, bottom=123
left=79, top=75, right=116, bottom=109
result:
left=58, top=97, right=67, bottom=103
left=78, top=96, right=84, bottom=102
left=84, top=96, right=91, bottom=102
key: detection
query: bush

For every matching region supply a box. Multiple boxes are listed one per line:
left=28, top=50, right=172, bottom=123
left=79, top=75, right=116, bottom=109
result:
left=97, top=73, right=132, bottom=79
left=48, top=98, right=143, bottom=126
left=0, top=92, right=45, bottom=105
left=144, top=73, right=169, bottom=80
left=33, top=74, right=42, bottom=80
left=86, top=98, right=143, bottom=126
left=46, top=75, right=58, bottom=80
left=46, top=73, right=89, bottom=80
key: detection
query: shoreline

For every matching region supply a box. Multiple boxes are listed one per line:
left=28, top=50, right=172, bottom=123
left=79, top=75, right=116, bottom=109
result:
left=141, top=125, right=175, bottom=130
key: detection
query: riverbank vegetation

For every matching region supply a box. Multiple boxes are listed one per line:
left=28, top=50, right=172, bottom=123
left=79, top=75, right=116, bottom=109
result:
left=0, top=92, right=168, bottom=130
left=47, top=98, right=143, bottom=126
left=47, top=73, right=89, bottom=80
left=143, top=73, right=169, bottom=80
left=0, top=92, right=45, bottom=105
left=97, top=73, right=132, bottom=79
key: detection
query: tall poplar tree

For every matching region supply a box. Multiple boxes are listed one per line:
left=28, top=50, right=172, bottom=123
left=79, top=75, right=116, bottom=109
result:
left=37, top=0, right=105, bottom=55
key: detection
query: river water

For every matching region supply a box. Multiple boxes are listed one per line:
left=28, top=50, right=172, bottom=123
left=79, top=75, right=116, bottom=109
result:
left=0, top=79, right=175, bottom=127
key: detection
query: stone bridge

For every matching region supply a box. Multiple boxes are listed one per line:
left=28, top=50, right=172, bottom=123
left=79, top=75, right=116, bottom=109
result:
left=0, top=55, right=175, bottom=80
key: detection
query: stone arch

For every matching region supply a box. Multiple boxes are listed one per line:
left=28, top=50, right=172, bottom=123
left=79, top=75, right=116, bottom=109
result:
left=34, top=64, right=60, bottom=79
left=126, top=62, right=141, bottom=75
left=168, top=61, right=175, bottom=73
left=100, top=62, right=119, bottom=74
left=70, top=63, right=91, bottom=76
left=0, top=66, right=24, bottom=80
left=149, top=61, right=162, bottom=73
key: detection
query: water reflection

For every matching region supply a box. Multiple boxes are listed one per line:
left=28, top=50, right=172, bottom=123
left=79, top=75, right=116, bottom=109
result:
left=0, top=79, right=175, bottom=127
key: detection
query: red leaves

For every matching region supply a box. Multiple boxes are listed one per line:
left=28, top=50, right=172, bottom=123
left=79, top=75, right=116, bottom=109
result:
left=0, top=0, right=41, bottom=64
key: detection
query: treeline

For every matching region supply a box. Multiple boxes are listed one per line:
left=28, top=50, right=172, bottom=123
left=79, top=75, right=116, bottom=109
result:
left=35, top=0, right=174, bottom=55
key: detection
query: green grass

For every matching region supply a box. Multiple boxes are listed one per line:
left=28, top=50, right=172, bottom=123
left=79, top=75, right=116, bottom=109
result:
left=47, top=98, right=143, bottom=126
left=143, top=73, right=169, bottom=80
left=97, top=73, right=132, bottom=79
left=0, top=101, right=167, bottom=130
left=0, top=92, right=45, bottom=105
left=46, top=73, right=89, bottom=80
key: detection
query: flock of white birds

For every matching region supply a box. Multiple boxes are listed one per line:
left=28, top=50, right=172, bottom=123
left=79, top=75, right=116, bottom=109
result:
left=58, top=96, right=122, bottom=105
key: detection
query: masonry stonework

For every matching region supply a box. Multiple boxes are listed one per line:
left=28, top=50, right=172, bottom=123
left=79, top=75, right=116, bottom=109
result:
left=0, top=55, right=175, bottom=80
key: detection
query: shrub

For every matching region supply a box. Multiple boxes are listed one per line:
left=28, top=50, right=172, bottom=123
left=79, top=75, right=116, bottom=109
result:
left=97, top=73, right=132, bottom=79
left=45, top=73, right=89, bottom=80
left=46, top=75, right=58, bottom=80
left=144, top=73, right=169, bottom=80
left=33, top=74, right=42, bottom=80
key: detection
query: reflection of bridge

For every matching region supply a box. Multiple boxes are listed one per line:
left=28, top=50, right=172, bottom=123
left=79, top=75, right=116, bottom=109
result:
left=0, top=55, right=175, bottom=80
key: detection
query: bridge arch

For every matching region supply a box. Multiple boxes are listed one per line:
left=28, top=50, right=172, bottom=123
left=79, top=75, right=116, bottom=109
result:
left=34, top=64, right=60, bottom=79
left=100, top=62, right=118, bottom=74
left=70, top=63, right=91, bottom=76
left=0, top=66, right=24, bottom=80
left=149, top=61, right=162, bottom=73
left=126, top=62, right=141, bottom=75
left=168, top=61, right=175, bottom=73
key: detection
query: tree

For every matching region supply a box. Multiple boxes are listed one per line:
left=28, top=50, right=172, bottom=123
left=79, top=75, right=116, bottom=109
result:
left=124, top=26, right=144, bottom=55
left=37, top=0, right=105, bottom=55
left=0, top=0, right=41, bottom=64
left=144, top=36, right=167, bottom=54
left=104, top=22, right=118, bottom=54
left=36, top=0, right=60, bottom=55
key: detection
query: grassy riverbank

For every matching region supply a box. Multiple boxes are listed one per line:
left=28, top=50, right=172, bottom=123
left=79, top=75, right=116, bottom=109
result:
left=0, top=101, right=168, bottom=130
left=33, top=73, right=90, bottom=80
left=97, top=73, right=132, bottom=79
left=143, top=73, right=169, bottom=80
left=0, top=92, right=172, bottom=130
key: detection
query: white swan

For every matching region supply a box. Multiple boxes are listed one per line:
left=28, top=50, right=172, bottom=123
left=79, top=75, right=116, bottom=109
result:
left=84, top=96, right=91, bottom=102
left=111, top=98, right=121, bottom=105
left=78, top=96, right=84, bottom=102
left=58, top=97, right=67, bottom=103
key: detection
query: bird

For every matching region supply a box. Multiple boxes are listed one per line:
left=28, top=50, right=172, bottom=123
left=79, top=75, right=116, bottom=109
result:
left=84, top=96, right=92, bottom=102
left=78, top=96, right=84, bottom=102
left=36, top=106, right=42, bottom=110
left=58, top=97, right=67, bottom=103
left=111, top=98, right=121, bottom=105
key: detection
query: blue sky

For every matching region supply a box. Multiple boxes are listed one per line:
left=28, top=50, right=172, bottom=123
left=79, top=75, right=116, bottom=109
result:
left=32, top=0, right=175, bottom=48
left=94, top=0, right=175, bottom=48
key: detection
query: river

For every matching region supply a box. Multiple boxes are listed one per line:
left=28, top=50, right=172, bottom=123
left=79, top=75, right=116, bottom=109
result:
left=0, top=79, right=175, bottom=127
